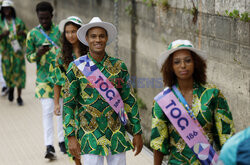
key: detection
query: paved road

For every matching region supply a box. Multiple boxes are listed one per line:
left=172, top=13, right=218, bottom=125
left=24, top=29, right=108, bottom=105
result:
left=0, top=61, right=153, bottom=165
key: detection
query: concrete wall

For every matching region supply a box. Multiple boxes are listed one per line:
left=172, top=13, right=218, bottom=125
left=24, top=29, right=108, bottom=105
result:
left=12, top=0, right=250, bottom=146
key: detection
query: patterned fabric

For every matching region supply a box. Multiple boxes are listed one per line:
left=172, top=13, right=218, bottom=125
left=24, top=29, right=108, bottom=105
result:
left=48, top=51, right=77, bottom=158
left=0, top=17, right=26, bottom=88
left=48, top=50, right=71, bottom=98
left=64, top=53, right=142, bottom=156
left=150, top=83, right=235, bottom=164
left=26, top=24, right=61, bottom=98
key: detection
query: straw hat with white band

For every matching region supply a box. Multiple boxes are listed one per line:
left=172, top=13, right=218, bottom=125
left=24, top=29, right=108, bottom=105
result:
left=59, top=16, right=83, bottom=33
left=1, top=0, right=14, bottom=7
left=158, top=40, right=207, bottom=69
left=77, top=17, right=117, bottom=46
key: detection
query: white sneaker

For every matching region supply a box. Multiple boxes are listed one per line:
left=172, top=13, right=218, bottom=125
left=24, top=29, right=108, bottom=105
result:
left=1, top=87, right=9, bottom=96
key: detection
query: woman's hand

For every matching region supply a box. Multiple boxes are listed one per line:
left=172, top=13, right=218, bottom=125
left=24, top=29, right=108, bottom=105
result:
left=3, top=30, right=10, bottom=37
left=17, top=30, right=26, bottom=37
left=68, top=136, right=81, bottom=159
left=54, top=103, right=61, bottom=116
left=132, top=133, right=143, bottom=156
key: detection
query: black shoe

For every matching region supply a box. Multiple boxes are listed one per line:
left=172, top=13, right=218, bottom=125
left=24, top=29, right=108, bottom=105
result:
left=17, top=97, right=23, bottom=106
left=8, top=88, right=14, bottom=102
left=59, top=141, right=67, bottom=154
left=45, top=145, right=56, bottom=160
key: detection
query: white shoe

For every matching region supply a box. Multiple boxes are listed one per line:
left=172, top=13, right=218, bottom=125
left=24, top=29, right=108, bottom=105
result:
left=1, top=87, right=9, bottom=96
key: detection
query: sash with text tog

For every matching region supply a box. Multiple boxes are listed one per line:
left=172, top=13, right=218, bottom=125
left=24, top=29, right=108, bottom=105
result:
left=154, top=87, right=218, bottom=165
left=73, top=55, right=128, bottom=125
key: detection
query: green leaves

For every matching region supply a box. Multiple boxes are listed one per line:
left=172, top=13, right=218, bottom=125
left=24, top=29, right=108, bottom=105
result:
left=225, top=10, right=250, bottom=22
left=240, top=12, right=249, bottom=22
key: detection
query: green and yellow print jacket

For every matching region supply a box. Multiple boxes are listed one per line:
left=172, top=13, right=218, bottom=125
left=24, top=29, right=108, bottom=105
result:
left=150, top=83, right=235, bottom=165
left=0, top=17, right=27, bottom=88
left=48, top=50, right=68, bottom=97
left=64, top=53, right=142, bottom=156
left=26, top=24, right=61, bottom=98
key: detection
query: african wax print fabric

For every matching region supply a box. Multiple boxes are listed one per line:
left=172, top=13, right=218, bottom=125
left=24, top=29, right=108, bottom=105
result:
left=64, top=53, right=142, bottom=156
left=0, top=17, right=26, bottom=88
left=26, top=24, right=60, bottom=98
left=150, top=83, right=235, bottom=164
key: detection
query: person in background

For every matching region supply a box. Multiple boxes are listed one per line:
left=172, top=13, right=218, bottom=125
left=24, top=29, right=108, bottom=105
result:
left=0, top=0, right=9, bottom=97
left=48, top=16, right=88, bottom=165
left=0, top=0, right=26, bottom=105
left=26, top=1, right=66, bottom=160
left=218, top=127, right=250, bottom=165
left=150, top=39, right=235, bottom=164
left=64, top=17, right=143, bottom=165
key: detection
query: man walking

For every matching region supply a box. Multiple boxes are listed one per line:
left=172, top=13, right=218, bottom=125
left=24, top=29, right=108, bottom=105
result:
left=64, top=17, right=143, bottom=165
left=26, top=1, right=66, bottom=160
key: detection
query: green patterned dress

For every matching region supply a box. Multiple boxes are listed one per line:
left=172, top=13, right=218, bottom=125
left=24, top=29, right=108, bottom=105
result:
left=64, top=53, right=142, bottom=156
left=48, top=51, right=76, bottom=98
left=26, top=24, right=61, bottom=98
left=48, top=51, right=73, bottom=157
left=0, top=17, right=26, bottom=88
left=150, top=83, right=235, bottom=164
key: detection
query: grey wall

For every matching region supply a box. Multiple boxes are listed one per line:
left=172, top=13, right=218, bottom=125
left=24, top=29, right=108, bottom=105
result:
left=12, top=0, right=250, bottom=146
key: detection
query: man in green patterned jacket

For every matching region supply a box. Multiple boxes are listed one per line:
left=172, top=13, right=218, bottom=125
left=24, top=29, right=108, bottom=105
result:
left=26, top=1, right=66, bottom=160
left=64, top=17, right=143, bottom=165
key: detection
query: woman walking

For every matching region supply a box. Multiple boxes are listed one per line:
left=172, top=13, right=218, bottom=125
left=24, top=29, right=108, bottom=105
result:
left=49, top=16, right=88, bottom=165
left=150, top=40, right=235, bottom=164
left=0, top=0, right=26, bottom=105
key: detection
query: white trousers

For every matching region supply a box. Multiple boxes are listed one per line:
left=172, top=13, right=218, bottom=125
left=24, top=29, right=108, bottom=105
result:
left=82, top=152, right=126, bottom=165
left=40, top=98, right=64, bottom=146
left=0, top=54, right=6, bottom=87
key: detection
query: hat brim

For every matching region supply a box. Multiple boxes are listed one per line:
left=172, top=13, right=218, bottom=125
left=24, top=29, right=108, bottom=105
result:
left=158, top=47, right=207, bottom=69
left=59, top=19, right=82, bottom=33
left=1, top=5, right=14, bottom=8
left=77, top=22, right=117, bottom=46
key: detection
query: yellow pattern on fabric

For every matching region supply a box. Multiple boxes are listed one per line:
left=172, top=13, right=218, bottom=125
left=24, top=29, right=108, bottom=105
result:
left=150, top=82, right=235, bottom=164
left=64, top=54, right=142, bottom=156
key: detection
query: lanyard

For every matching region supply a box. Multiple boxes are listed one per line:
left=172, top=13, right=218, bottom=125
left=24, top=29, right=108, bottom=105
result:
left=172, top=85, right=195, bottom=117
left=37, top=25, right=59, bottom=49
left=155, top=87, right=218, bottom=164
left=4, top=19, right=16, bottom=35
left=172, top=85, right=205, bottom=134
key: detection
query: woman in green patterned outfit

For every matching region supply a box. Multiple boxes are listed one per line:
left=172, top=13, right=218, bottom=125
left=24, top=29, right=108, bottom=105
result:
left=150, top=40, right=235, bottom=165
left=0, top=0, right=26, bottom=105
left=49, top=16, right=88, bottom=165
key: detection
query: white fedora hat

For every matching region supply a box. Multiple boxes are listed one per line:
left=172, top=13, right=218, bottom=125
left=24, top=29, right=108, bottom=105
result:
left=77, top=17, right=117, bottom=46
left=158, top=39, right=206, bottom=69
left=59, top=16, right=83, bottom=33
left=2, top=0, right=14, bottom=7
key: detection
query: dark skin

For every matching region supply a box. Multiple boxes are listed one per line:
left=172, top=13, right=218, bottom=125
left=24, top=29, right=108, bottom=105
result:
left=154, top=50, right=195, bottom=165
left=68, top=27, right=143, bottom=159
left=0, top=7, right=10, bottom=39
left=153, top=150, right=164, bottom=165
left=36, top=11, right=53, bottom=57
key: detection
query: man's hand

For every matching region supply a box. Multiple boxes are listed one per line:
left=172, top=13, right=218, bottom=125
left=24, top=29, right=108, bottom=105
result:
left=54, top=103, right=61, bottom=116
left=132, top=133, right=143, bottom=156
left=37, top=45, right=50, bottom=57
left=68, top=136, right=81, bottom=159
